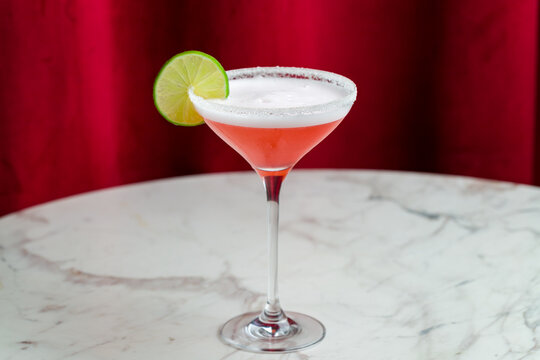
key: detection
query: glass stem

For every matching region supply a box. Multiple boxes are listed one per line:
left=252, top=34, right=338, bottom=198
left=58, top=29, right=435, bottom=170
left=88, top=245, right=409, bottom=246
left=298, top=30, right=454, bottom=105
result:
left=261, top=175, right=286, bottom=323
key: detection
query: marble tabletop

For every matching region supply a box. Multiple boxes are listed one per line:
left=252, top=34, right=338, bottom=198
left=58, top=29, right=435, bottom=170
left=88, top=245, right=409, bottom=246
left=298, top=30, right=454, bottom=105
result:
left=2, top=170, right=540, bottom=360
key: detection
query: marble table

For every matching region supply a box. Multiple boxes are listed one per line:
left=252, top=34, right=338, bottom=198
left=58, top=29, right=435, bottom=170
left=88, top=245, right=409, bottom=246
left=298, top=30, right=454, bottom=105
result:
left=2, top=170, right=540, bottom=359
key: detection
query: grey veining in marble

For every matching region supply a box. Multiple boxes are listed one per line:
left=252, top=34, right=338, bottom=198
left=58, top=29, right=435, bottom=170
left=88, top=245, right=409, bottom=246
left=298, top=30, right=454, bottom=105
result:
left=1, top=170, right=540, bottom=359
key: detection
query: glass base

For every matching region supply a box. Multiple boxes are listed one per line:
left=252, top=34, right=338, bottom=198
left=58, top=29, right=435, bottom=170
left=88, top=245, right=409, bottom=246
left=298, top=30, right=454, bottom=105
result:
left=219, top=311, right=325, bottom=353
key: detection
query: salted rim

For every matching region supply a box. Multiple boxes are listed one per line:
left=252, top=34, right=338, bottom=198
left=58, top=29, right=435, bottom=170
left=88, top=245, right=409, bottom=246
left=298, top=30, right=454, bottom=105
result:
left=188, top=67, right=357, bottom=118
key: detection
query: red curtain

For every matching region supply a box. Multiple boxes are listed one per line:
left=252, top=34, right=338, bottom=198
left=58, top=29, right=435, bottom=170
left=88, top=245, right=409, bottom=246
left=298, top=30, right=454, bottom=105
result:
left=0, top=0, right=538, bottom=216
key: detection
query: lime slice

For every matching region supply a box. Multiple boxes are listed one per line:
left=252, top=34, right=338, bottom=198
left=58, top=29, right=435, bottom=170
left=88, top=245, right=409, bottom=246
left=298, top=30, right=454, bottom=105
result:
left=153, top=51, right=229, bottom=126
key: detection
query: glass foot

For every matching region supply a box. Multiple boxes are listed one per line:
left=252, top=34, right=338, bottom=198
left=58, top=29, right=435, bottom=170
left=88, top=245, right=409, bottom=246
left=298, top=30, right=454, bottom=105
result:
left=219, top=311, right=325, bottom=353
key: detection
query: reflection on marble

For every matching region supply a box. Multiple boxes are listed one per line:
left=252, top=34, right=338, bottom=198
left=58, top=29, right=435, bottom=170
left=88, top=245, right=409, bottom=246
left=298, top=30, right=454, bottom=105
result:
left=1, top=170, right=540, bottom=359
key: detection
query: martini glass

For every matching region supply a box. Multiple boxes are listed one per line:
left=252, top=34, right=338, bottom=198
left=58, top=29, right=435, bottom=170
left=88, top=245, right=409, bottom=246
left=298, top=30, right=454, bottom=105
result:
left=190, top=67, right=356, bottom=353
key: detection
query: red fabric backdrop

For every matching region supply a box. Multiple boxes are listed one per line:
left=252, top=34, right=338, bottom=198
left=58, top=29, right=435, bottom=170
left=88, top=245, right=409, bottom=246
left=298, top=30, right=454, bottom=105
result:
left=0, top=0, right=538, bottom=216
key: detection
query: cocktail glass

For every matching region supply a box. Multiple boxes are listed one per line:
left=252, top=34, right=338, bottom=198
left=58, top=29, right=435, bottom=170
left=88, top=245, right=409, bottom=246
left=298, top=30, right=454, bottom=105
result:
left=190, top=67, right=356, bottom=353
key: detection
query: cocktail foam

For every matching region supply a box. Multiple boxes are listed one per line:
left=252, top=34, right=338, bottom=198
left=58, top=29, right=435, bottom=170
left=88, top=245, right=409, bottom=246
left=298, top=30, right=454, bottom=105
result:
left=190, top=67, right=356, bottom=128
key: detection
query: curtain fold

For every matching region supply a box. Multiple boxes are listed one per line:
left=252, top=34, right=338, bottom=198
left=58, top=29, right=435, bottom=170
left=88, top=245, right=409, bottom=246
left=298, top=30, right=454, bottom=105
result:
left=0, top=0, right=538, bottom=215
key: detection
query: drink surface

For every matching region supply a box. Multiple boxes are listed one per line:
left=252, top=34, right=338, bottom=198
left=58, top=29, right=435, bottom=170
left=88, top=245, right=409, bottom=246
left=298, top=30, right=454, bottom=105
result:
left=192, top=75, right=351, bottom=128
left=210, top=77, right=347, bottom=109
